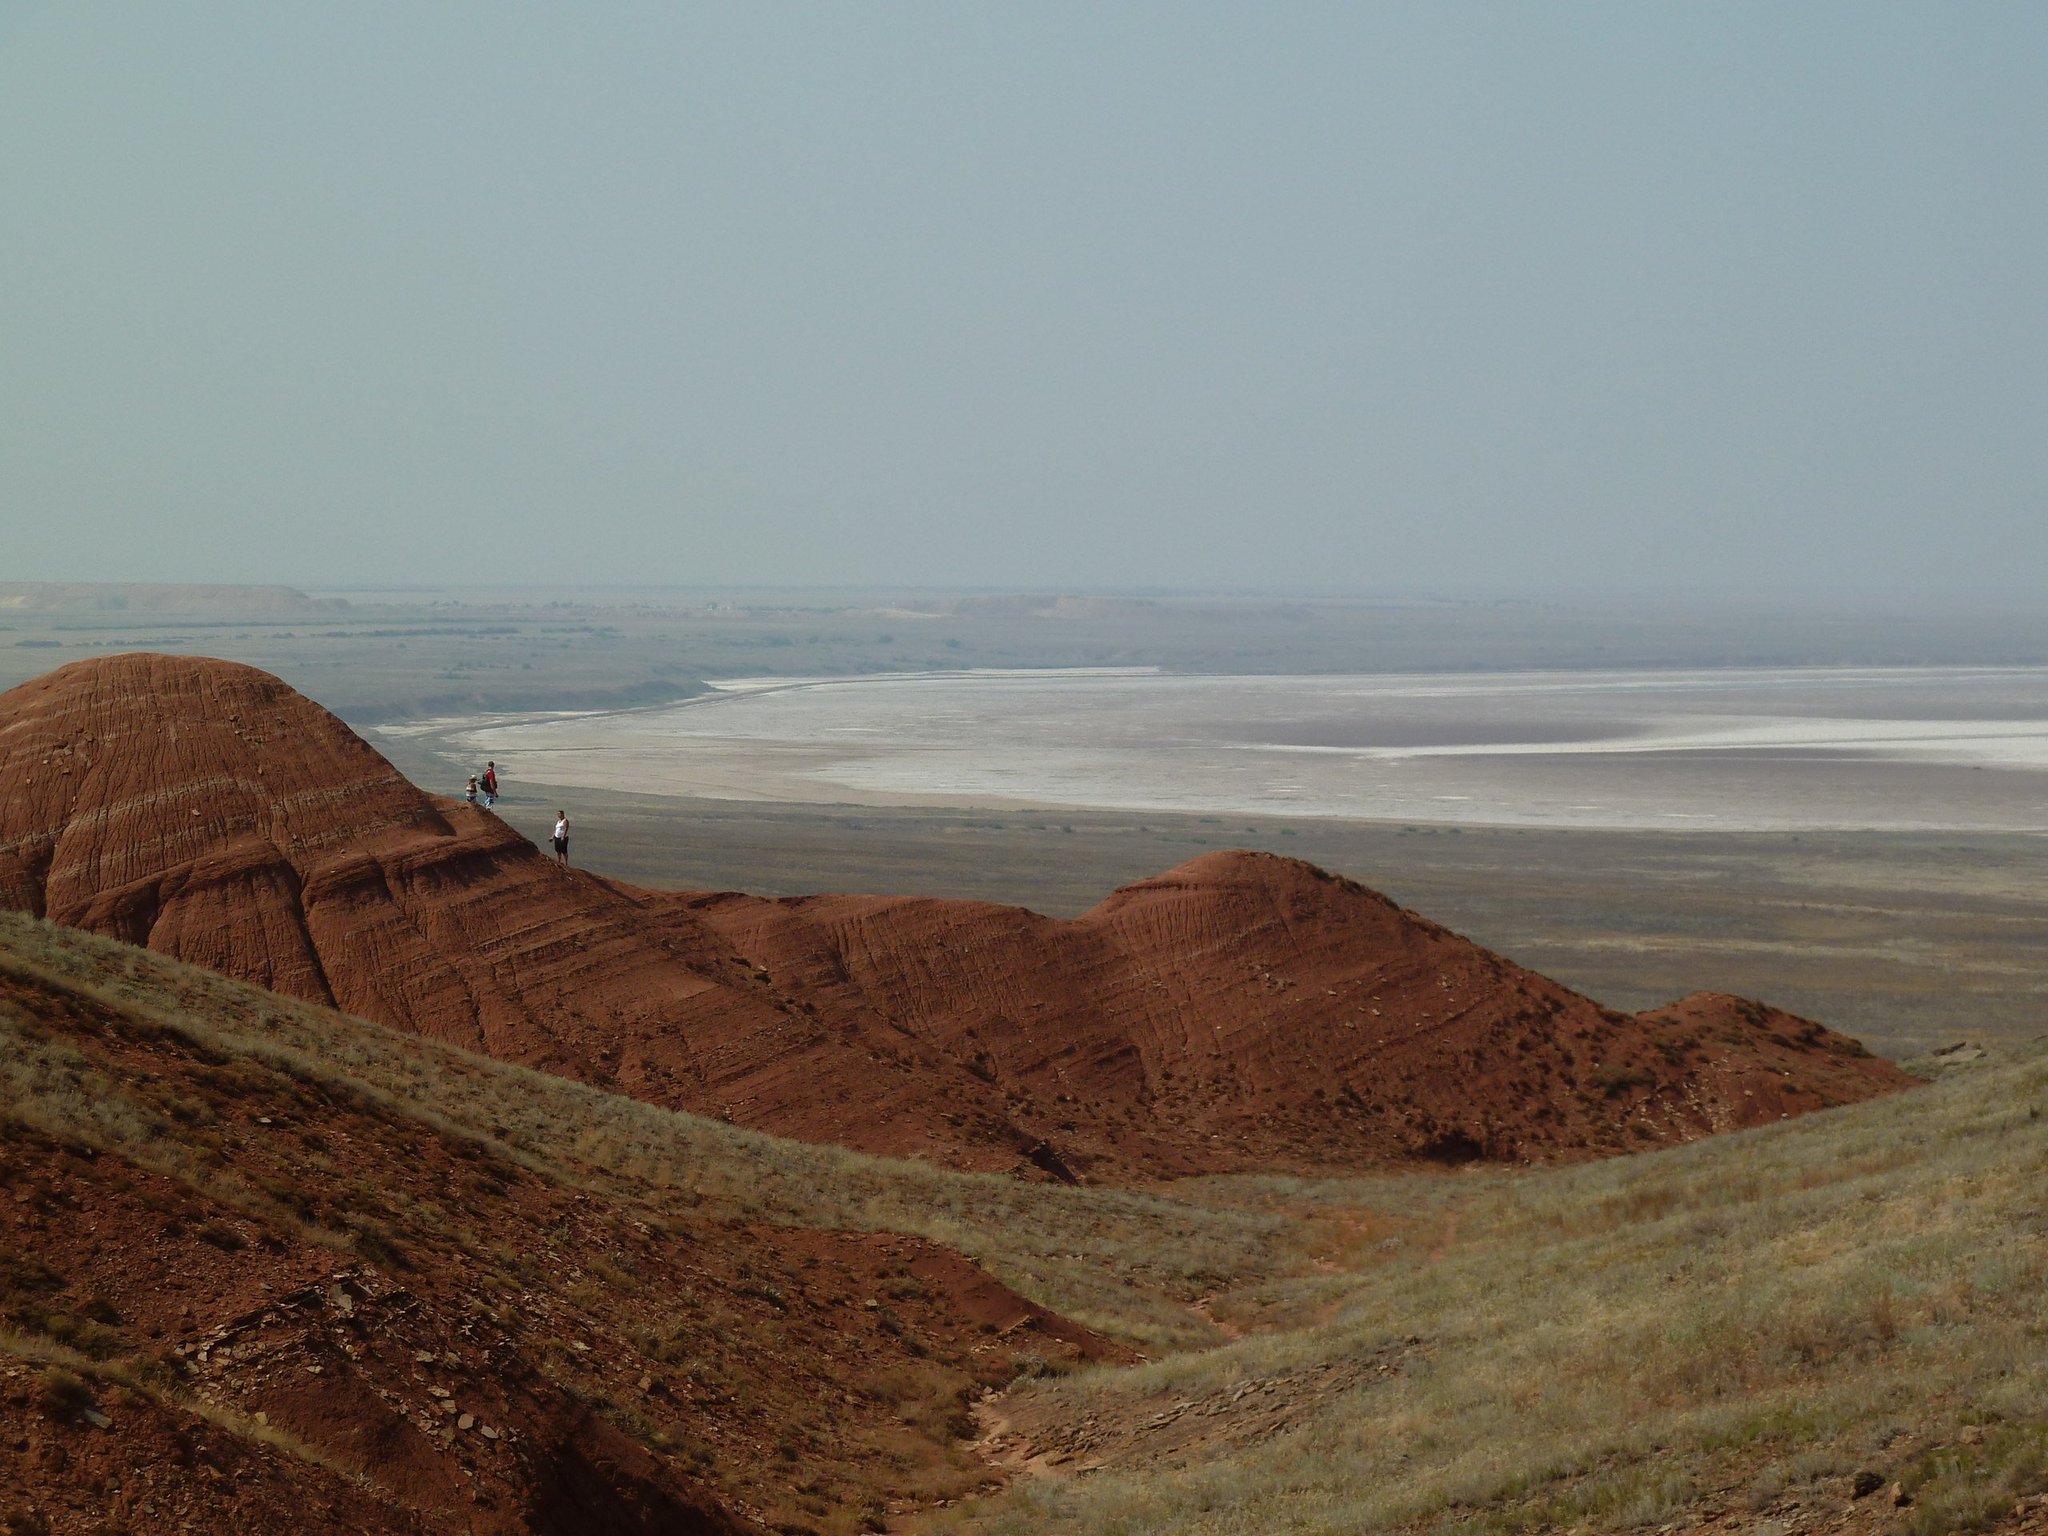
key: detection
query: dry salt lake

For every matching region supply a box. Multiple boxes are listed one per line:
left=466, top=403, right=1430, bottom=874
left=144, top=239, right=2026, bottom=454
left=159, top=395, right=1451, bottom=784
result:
left=383, top=666, right=2048, bottom=833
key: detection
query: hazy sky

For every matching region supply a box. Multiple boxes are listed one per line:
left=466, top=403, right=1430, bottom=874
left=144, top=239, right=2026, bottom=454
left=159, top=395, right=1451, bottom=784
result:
left=3, top=4, right=2042, bottom=594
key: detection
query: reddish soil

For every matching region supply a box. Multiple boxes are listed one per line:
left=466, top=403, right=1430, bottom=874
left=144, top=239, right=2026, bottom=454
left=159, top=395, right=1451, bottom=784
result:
left=0, top=655, right=1914, bottom=1181
left=0, top=951, right=1123, bottom=1536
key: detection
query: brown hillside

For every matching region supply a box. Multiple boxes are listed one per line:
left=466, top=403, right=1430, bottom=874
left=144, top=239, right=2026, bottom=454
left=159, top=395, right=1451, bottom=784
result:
left=0, top=917, right=1124, bottom=1535
left=0, top=654, right=1913, bottom=1179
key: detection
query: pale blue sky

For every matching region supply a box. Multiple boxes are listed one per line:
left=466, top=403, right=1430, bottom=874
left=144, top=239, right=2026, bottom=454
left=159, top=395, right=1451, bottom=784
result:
left=2, top=4, right=2042, bottom=593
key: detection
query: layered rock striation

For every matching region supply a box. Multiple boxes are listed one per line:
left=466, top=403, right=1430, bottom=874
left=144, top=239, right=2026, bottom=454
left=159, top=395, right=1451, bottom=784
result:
left=0, top=654, right=1914, bottom=1179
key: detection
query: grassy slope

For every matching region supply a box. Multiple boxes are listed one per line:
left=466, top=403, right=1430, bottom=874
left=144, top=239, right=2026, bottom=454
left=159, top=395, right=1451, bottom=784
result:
left=0, top=911, right=1293, bottom=1356
left=6, top=909, right=2044, bottom=1534
left=945, top=1051, right=2048, bottom=1534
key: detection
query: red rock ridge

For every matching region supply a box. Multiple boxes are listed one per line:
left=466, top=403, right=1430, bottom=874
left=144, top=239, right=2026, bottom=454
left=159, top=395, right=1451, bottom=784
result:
left=0, top=654, right=1915, bottom=1179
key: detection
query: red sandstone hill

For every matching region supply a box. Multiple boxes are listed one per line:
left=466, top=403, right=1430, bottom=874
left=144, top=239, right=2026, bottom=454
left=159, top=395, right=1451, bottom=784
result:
left=0, top=654, right=1913, bottom=1179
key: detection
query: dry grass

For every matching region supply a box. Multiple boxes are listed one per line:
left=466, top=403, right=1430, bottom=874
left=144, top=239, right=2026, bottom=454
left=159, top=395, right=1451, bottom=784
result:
left=8, top=908, right=2043, bottom=1533
left=939, top=1051, right=2048, bottom=1533
left=0, top=911, right=1294, bottom=1353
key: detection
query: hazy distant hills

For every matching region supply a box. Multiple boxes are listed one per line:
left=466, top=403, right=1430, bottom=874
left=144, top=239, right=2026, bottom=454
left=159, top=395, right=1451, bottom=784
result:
left=0, top=581, right=348, bottom=616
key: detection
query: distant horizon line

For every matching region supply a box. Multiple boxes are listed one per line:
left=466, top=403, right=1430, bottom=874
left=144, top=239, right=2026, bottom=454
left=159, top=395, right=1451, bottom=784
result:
left=10, top=575, right=2048, bottom=610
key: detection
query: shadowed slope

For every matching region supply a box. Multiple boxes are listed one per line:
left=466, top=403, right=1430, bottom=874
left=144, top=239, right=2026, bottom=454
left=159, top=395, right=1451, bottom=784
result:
left=0, top=655, right=1913, bottom=1179
left=0, top=913, right=1132, bottom=1535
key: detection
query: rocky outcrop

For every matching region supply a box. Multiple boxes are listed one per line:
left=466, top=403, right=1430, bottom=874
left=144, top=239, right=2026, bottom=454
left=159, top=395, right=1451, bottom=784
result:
left=0, top=654, right=1915, bottom=1179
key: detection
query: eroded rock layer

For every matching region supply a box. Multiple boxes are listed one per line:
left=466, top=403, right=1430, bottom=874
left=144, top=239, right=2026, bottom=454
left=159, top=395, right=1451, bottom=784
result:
left=0, top=654, right=1913, bottom=1178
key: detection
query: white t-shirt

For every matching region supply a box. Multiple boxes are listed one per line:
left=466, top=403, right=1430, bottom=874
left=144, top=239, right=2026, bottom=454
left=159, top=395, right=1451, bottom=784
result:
left=553, top=818, right=568, bottom=841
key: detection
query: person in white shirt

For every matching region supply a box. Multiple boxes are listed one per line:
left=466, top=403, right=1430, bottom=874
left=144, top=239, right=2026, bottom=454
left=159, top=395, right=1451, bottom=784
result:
left=551, top=812, right=570, bottom=865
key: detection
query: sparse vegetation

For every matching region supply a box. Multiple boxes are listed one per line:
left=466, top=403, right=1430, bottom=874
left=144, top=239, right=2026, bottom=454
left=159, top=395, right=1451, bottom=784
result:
left=938, top=1048, right=2048, bottom=1533
left=0, top=914, right=1293, bottom=1352
left=31, top=1366, right=92, bottom=1421
left=5, top=907, right=2048, bottom=1533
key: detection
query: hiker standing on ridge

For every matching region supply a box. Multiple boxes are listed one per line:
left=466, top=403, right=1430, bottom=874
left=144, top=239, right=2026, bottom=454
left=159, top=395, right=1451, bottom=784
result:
left=465, top=775, right=480, bottom=804
left=481, top=760, right=499, bottom=809
left=552, top=811, right=570, bottom=865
